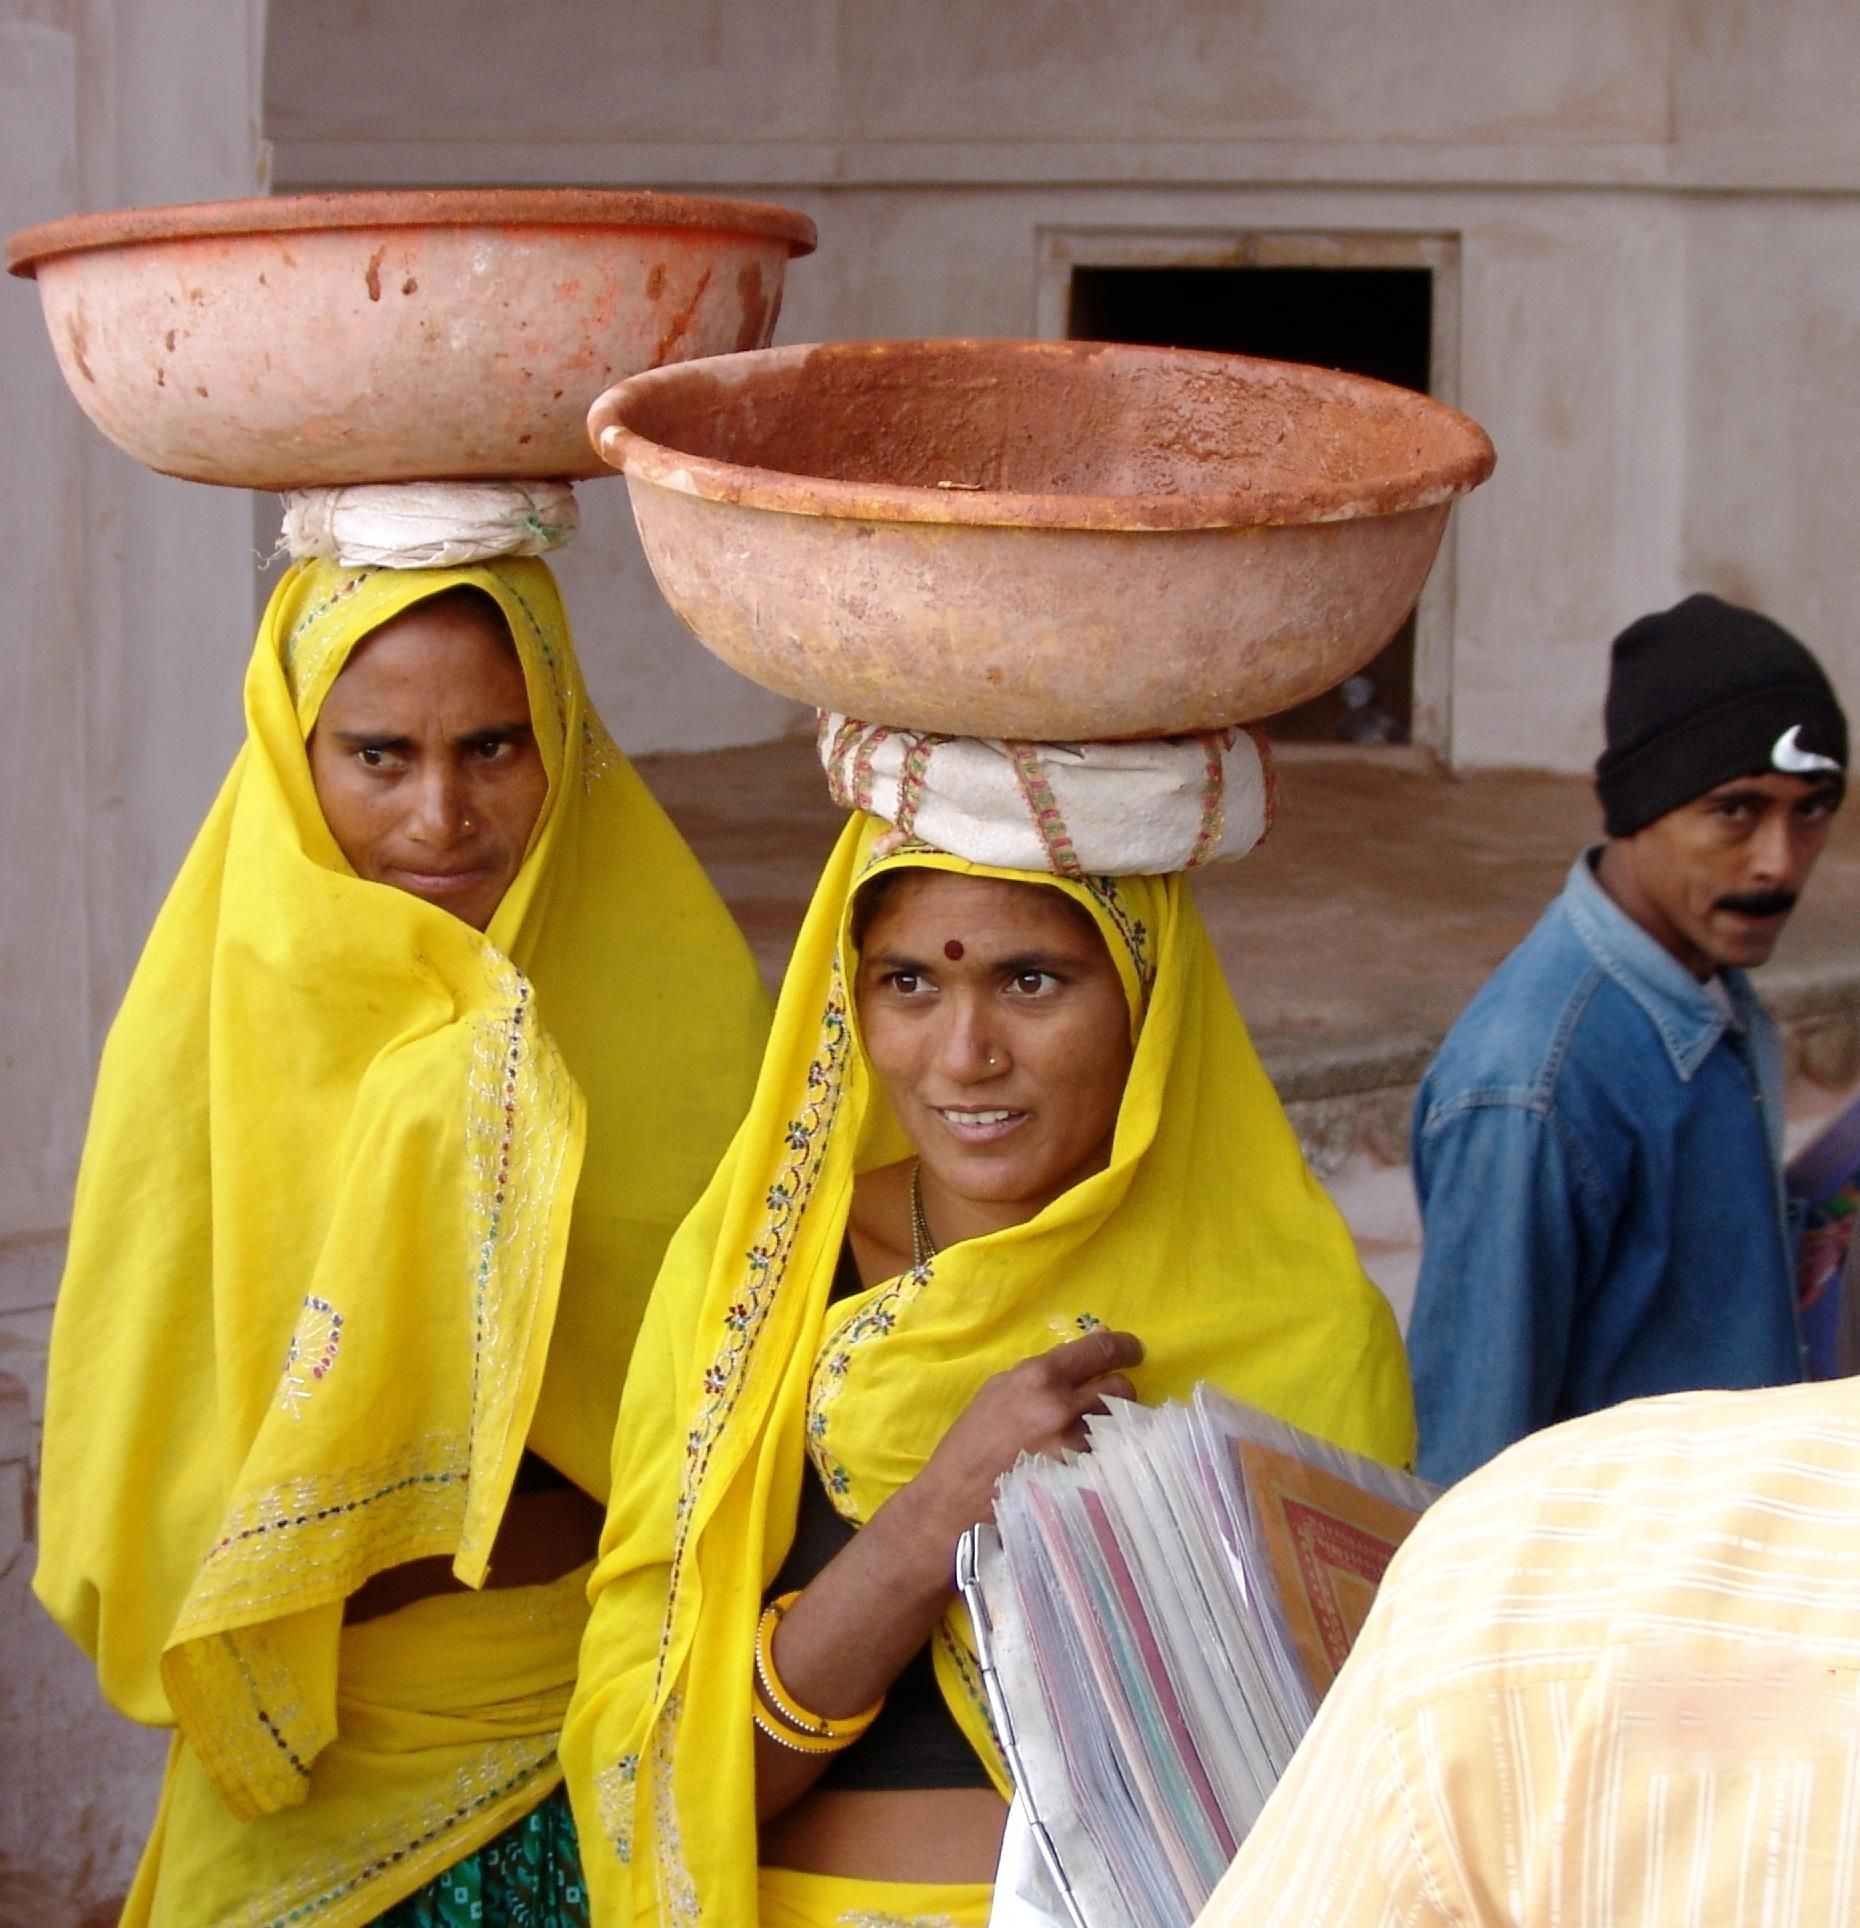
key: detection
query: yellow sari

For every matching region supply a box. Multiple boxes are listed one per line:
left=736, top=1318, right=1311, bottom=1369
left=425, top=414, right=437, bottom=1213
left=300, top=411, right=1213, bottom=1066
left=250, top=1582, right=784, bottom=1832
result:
left=561, top=816, right=1415, bottom=1926
left=33, top=559, right=769, bottom=1925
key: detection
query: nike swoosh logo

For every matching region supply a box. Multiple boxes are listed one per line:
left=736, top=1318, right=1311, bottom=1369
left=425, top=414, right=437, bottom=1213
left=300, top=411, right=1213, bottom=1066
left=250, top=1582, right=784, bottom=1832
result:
left=1772, top=725, right=1842, bottom=776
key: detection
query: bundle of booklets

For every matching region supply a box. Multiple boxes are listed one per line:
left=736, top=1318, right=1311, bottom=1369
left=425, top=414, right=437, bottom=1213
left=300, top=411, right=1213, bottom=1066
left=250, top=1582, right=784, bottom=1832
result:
left=959, top=1388, right=1436, bottom=1928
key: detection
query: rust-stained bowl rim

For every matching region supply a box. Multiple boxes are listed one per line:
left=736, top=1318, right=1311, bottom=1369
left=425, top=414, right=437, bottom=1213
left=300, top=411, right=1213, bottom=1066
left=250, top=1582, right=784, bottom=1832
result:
left=5, top=187, right=818, bottom=278
left=591, top=337, right=1496, bottom=534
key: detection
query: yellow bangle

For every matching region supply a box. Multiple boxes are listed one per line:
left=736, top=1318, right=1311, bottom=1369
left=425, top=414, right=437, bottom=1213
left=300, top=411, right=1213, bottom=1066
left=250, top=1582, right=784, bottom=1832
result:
left=752, top=1704, right=849, bottom=1754
left=753, top=1591, right=885, bottom=1745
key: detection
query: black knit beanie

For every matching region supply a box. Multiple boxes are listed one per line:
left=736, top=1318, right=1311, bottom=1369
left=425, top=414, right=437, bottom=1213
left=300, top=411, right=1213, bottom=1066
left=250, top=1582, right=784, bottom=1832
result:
left=1595, top=593, right=1847, bottom=837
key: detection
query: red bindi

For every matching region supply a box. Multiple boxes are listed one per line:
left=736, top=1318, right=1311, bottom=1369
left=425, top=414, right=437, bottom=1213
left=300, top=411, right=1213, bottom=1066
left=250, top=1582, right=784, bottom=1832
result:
left=943, top=939, right=965, bottom=961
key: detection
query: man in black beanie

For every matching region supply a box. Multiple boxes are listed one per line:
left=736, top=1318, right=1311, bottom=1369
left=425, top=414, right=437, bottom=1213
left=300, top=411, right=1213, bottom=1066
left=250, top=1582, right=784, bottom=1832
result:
left=1405, top=593, right=1846, bottom=1486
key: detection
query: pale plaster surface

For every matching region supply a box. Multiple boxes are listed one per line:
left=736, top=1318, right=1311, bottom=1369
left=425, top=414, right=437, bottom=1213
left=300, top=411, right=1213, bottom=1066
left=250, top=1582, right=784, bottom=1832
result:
left=257, top=0, right=1860, bottom=776
left=11, top=0, right=1860, bottom=1912
left=264, top=0, right=1678, bottom=155
left=1684, top=199, right=1860, bottom=652
left=2, top=0, right=264, bottom=1914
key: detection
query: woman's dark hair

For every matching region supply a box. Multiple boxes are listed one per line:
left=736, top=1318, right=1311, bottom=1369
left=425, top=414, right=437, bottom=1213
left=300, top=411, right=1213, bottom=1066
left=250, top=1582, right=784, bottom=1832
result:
left=849, top=870, right=909, bottom=951
left=849, top=865, right=1105, bottom=952
left=410, top=584, right=517, bottom=652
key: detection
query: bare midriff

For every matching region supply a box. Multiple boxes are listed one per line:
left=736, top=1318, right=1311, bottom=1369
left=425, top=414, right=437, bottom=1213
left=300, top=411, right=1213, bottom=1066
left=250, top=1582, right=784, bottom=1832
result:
left=759, top=1786, right=1008, bottom=1884
left=343, top=1471, right=604, bottom=1625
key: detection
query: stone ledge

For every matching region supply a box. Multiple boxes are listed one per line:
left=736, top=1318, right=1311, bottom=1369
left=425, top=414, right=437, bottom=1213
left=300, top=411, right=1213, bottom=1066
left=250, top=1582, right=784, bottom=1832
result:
left=273, top=135, right=1860, bottom=198
left=1278, top=992, right=1860, bottom=1178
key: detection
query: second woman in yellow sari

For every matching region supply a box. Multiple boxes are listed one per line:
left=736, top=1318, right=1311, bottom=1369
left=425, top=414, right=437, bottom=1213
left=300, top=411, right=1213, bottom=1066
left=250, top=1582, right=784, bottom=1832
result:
left=562, top=815, right=1416, bottom=1927
left=34, top=560, right=769, bottom=1925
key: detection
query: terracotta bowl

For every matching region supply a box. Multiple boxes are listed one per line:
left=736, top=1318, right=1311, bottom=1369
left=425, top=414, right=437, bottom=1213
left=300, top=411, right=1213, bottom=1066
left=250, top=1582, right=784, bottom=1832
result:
left=590, top=337, right=1495, bottom=738
left=6, top=189, right=817, bottom=489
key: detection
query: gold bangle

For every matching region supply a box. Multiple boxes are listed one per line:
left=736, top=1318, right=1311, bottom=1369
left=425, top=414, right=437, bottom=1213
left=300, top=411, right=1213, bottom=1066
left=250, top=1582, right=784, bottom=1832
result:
left=754, top=1591, right=885, bottom=1743
left=751, top=1704, right=849, bottom=1754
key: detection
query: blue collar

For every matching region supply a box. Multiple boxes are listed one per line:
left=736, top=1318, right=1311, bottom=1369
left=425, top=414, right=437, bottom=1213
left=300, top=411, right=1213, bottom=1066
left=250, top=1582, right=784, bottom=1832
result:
left=1558, top=850, right=1759, bottom=1082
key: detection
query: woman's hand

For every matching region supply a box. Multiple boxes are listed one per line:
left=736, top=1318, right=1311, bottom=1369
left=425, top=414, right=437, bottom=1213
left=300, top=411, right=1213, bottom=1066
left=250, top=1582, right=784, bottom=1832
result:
left=751, top=1325, right=1143, bottom=1824
left=887, top=1326, right=1144, bottom=1566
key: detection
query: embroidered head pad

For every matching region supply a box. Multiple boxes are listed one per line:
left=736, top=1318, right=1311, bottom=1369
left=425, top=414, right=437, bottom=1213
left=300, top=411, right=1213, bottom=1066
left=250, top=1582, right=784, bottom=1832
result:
left=817, top=714, right=1274, bottom=878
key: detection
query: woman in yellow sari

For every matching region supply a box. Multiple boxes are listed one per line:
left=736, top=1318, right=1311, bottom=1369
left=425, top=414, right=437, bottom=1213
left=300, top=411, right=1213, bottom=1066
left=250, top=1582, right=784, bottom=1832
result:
left=561, top=792, right=1416, bottom=1927
left=32, top=559, right=768, bottom=1925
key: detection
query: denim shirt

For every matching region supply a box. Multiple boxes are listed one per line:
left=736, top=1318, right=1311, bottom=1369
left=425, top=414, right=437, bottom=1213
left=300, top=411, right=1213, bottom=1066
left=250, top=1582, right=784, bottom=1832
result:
left=1408, top=851, right=1801, bottom=1486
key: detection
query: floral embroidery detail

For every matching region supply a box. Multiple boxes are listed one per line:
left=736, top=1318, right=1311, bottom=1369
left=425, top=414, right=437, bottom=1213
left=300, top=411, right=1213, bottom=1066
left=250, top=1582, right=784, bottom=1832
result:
left=192, top=1439, right=470, bottom=1614
left=857, top=836, right=938, bottom=875
left=1047, top=1309, right=1105, bottom=1340
left=167, top=953, right=574, bottom=1815
left=657, top=990, right=853, bottom=1688
left=222, top=1627, right=314, bottom=1789
left=1184, top=730, right=1232, bottom=871
left=849, top=726, right=895, bottom=815
left=1249, top=724, right=1279, bottom=843
left=279, top=1295, right=345, bottom=1418
left=468, top=970, right=530, bottom=1427
left=485, top=562, right=572, bottom=752
left=581, top=716, right=620, bottom=789
left=595, top=1751, right=639, bottom=1867
left=807, top=1261, right=934, bottom=1505
left=819, top=713, right=869, bottom=808
left=937, top=1618, right=1007, bottom=1782
left=229, top=1734, right=559, bottom=1927
left=1004, top=741, right=1084, bottom=876
left=888, top=733, right=954, bottom=842
left=370, top=1785, right=583, bottom=1926
left=837, top=1912, right=959, bottom=1928
left=280, top=570, right=374, bottom=707
left=650, top=1693, right=700, bottom=1928
left=458, top=957, right=577, bottom=1567
left=1078, top=874, right=1153, bottom=999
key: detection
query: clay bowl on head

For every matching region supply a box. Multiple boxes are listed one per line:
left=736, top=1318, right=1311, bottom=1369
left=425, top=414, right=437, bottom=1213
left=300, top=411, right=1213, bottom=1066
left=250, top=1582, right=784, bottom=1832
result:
left=590, top=337, right=1495, bottom=739
left=6, top=189, right=817, bottom=489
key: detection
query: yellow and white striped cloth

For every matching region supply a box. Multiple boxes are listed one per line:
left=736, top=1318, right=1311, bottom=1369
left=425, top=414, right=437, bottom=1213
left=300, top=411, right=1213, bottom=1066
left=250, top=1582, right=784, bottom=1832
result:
left=1195, top=1378, right=1860, bottom=1928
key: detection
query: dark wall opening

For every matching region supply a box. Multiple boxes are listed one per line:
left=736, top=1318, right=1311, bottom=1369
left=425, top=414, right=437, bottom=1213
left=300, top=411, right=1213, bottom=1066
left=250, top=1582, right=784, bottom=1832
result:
left=1066, top=264, right=1434, bottom=743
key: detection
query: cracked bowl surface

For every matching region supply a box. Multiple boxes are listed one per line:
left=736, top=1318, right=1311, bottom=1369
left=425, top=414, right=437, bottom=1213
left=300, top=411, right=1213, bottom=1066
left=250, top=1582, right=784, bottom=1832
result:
left=590, top=337, right=1495, bottom=739
left=6, top=189, right=817, bottom=488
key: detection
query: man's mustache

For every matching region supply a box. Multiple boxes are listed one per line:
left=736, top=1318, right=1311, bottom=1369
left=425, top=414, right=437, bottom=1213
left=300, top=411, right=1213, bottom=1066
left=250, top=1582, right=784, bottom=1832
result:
left=1715, top=889, right=1798, bottom=919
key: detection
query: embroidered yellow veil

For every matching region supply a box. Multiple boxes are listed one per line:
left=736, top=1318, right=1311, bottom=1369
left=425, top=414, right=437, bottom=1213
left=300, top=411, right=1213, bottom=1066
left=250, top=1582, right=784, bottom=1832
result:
left=561, top=814, right=1415, bottom=1924
left=33, top=558, right=769, bottom=1824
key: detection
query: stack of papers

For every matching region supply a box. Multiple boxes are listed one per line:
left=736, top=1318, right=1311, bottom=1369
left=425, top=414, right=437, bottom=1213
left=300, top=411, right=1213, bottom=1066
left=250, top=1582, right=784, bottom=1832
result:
left=960, top=1388, right=1434, bottom=1928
